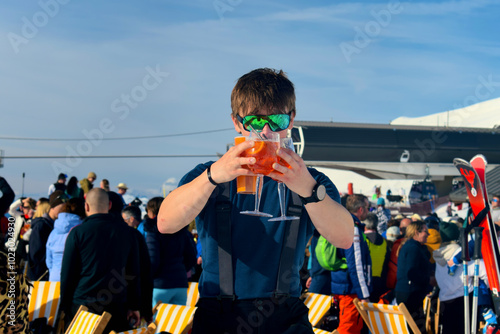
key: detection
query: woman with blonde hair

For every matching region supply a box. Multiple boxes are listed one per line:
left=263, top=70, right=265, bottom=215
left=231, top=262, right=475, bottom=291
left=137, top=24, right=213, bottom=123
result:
left=33, top=202, right=50, bottom=219
left=395, top=221, right=433, bottom=332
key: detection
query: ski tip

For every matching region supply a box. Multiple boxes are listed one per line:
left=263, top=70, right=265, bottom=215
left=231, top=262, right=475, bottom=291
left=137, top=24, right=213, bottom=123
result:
left=471, top=154, right=488, bottom=164
left=453, top=158, right=468, bottom=166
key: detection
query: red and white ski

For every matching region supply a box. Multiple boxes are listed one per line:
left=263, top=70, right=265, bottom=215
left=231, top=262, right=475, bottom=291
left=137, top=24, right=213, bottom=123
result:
left=454, top=156, right=500, bottom=317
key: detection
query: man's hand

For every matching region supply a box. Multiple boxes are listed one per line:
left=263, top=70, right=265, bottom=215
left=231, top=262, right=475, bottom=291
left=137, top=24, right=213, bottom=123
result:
left=269, top=147, right=316, bottom=198
left=127, top=310, right=140, bottom=328
left=208, top=139, right=257, bottom=185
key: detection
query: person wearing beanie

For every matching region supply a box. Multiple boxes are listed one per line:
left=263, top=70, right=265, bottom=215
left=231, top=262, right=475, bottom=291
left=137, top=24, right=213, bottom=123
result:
left=433, top=222, right=473, bottom=333
left=425, top=220, right=441, bottom=264
left=28, top=190, right=67, bottom=280
left=79, top=172, right=97, bottom=196
left=386, top=226, right=401, bottom=242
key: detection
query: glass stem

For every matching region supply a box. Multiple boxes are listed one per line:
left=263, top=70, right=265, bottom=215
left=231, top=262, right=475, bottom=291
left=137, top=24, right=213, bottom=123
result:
left=254, top=175, right=263, bottom=212
left=278, top=181, right=285, bottom=217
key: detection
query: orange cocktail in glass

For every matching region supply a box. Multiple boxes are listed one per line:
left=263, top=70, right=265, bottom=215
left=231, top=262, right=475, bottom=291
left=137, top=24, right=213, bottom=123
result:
left=241, top=132, right=280, bottom=176
left=235, top=136, right=257, bottom=194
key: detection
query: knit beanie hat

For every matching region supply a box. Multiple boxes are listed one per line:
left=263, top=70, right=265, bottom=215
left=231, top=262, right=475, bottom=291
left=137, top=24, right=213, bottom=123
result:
left=440, top=222, right=460, bottom=243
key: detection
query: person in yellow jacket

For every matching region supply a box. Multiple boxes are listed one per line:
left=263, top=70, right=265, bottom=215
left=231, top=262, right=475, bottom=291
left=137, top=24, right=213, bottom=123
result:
left=364, top=213, right=390, bottom=302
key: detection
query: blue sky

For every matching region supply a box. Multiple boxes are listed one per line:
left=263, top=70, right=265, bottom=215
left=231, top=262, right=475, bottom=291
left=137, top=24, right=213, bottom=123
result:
left=1, top=0, right=500, bottom=199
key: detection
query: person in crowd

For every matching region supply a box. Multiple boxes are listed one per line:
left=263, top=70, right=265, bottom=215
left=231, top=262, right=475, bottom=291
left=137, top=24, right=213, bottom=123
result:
left=386, top=217, right=411, bottom=290
left=60, top=188, right=141, bottom=333
left=492, top=194, right=500, bottom=225
left=145, top=197, right=197, bottom=306
left=8, top=197, right=36, bottom=261
left=385, top=226, right=401, bottom=243
left=109, top=191, right=154, bottom=324
left=157, top=68, right=353, bottom=333
left=122, top=205, right=146, bottom=239
left=0, top=249, right=30, bottom=332
left=375, top=197, right=391, bottom=234
left=331, top=194, right=372, bottom=333
left=66, top=176, right=83, bottom=198
left=433, top=222, right=474, bottom=333
left=117, top=183, right=128, bottom=207
left=100, top=179, right=110, bottom=192
left=79, top=172, right=96, bottom=196
left=305, top=229, right=332, bottom=295
left=48, top=173, right=67, bottom=195
left=0, top=177, right=15, bottom=246
left=424, top=215, right=441, bottom=264
left=395, top=221, right=434, bottom=331
left=45, top=197, right=85, bottom=281
left=364, top=212, right=389, bottom=303
left=28, top=191, right=66, bottom=281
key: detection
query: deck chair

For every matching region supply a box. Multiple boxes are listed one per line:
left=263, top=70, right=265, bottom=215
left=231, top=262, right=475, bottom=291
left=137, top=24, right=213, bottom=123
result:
left=109, top=322, right=157, bottom=334
left=303, top=292, right=332, bottom=327
left=65, top=305, right=111, bottom=334
left=153, top=302, right=197, bottom=334
left=353, top=298, right=421, bottom=334
left=312, top=328, right=340, bottom=334
left=28, top=281, right=61, bottom=329
left=186, top=282, right=200, bottom=307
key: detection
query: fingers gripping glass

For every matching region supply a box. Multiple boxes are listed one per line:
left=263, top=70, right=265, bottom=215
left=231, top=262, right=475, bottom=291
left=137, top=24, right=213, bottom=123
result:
left=236, top=114, right=290, bottom=132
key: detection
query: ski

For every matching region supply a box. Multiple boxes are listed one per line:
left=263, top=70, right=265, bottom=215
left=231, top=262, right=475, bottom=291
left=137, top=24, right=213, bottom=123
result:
left=454, top=156, right=500, bottom=318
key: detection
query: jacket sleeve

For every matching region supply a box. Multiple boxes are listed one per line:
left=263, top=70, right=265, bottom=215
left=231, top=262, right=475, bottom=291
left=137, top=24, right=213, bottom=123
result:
left=399, top=242, right=429, bottom=288
left=0, top=177, right=15, bottom=215
left=345, top=225, right=371, bottom=299
left=8, top=199, right=22, bottom=218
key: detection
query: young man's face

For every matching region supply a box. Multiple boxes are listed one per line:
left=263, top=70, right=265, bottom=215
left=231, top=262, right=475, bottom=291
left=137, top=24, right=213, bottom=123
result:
left=492, top=197, right=499, bottom=208
left=231, top=107, right=294, bottom=139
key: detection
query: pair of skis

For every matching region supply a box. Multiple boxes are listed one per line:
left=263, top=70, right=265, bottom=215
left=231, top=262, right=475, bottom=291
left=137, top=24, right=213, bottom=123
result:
left=454, top=155, right=500, bottom=333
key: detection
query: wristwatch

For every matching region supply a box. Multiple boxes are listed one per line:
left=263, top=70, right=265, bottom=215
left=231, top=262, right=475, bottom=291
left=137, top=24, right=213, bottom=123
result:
left=299, top=183, right=326, bottom=205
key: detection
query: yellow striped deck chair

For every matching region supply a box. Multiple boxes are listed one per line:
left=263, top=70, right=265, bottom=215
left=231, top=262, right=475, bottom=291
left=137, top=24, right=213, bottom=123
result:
left=110, top=322, right=157, bottom=334
left=65, top=305, right=111, bottom=334
left=312, top=328, right=340, bottom=334
left=353, top=298, right=421, bottom=334
left=186, top=282, right=200, bottom=307
left=153, top=303, right=197, bottom=334
left=303, top=293, right=332, bottom=327
left=28, top=281, right=61, bottom=328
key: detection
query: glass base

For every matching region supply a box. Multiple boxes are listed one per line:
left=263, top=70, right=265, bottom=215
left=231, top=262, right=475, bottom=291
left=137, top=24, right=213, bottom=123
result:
left=269, top=216, right=300, bottom=221
left=240, top=210, right=273, bottom=217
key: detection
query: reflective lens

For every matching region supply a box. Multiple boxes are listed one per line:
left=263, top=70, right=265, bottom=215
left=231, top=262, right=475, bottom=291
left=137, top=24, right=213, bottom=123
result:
left=236, top=114, right=290, bottom=132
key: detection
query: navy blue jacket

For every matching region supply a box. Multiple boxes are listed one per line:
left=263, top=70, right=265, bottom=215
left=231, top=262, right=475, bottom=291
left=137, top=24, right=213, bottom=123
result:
left=395, top=238, right=431, bottom=294
left=145, top=218, right=197, bottom=289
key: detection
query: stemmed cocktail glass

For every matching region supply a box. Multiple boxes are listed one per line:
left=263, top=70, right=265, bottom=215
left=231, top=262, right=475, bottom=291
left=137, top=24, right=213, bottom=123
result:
left=269, top=137, right=300, bottom=222
left=239, top=131, right=280, bottom=217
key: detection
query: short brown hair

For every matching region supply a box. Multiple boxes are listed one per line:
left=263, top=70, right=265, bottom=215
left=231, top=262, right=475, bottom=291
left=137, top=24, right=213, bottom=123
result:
left=231, top=68, right=296, bottom=118
left=147, top=197, right=164, bottom=217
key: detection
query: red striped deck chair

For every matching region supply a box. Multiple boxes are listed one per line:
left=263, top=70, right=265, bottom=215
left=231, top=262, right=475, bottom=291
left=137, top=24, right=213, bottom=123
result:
left=28, top=281, right=61, bottom=328
left=153, top=303, right=197, bottom=334
left=110, top=322, right=157, bottom=334
left=186, top=282, right=199, bottom=307
left=303, top=292, right=332, bottom=327
left=353, top=298, right=421, bottom=334
left=65, top=305, right=111, bottom=334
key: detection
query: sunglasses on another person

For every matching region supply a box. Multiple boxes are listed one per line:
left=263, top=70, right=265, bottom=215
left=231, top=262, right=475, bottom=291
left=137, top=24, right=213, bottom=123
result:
left=236, top=113, right=291, bottom=132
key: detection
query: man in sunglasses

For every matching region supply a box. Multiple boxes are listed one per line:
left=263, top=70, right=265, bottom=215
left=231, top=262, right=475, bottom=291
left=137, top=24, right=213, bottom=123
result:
left=158, top=68, right=354, bottom=334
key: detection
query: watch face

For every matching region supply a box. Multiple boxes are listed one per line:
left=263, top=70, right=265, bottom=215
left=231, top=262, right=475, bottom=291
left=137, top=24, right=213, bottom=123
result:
left=317, top=184, right=326, bottom=201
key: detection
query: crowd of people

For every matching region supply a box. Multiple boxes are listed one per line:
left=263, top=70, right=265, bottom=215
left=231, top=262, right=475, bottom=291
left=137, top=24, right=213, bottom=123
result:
left=2, top=67, right=500, bottom=334
left=1, top=175, right=198, bottom=333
